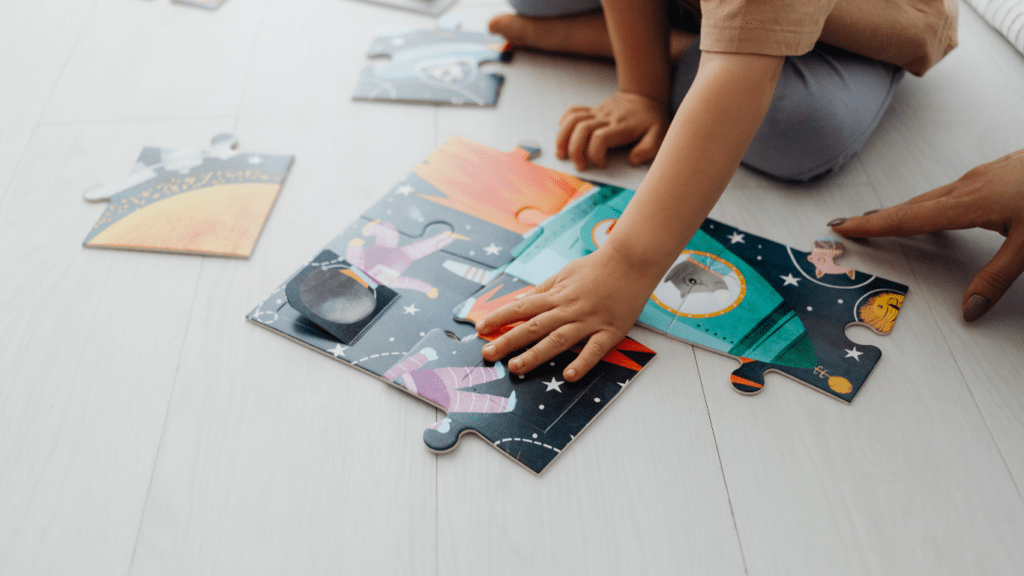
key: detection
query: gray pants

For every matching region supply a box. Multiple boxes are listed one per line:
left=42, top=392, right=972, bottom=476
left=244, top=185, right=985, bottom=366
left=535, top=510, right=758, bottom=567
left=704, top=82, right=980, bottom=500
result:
left=509, top=0, right=904, bottom=183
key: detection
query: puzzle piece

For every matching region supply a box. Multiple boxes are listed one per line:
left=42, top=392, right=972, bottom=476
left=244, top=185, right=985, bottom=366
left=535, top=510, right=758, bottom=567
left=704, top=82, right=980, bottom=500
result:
left=82, top=133, right=293, bottom=258
left=173, top=0, right=228, bottom=9
left=360, top=137, right=597, bottom=269
left=383, top=327, right=656, bottom=475
left=353, top=27, right=512, bottom=106
left=247, top=221, right=494, bottom=376
left=574, top=192, right=908, bottom=403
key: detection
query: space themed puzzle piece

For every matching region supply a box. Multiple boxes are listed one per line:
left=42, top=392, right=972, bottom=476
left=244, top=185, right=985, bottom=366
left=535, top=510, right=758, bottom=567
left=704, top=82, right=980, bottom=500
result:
left=383, top=325, right=656, bottom=476
left=359, top=136, right=597, bottom=270
left=352, top=27, right=512, bottom=106
left=82, top=133, right=293, bottom=258
left=572, top=189, right=908, bottom=403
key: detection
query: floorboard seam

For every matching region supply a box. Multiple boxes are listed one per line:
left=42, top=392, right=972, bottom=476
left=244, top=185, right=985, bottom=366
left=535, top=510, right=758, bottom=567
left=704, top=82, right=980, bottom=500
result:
left=124, top=258, right=207, bottom=576
left=860, top=171, right=1024, bottom=504
left=231, top=0, right=272, bottom=136
left=692, top=347, right=751, bottom=576
left=0, top=0, right=102, bottom=207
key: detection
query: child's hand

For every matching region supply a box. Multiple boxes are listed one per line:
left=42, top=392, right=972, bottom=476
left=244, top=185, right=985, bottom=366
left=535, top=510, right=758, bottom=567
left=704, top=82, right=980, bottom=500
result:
left=476, top=246, right=662, bottom=382
left=556, top=91, right=669, bottom=171
left=831, top=148, right=1024, bottom=322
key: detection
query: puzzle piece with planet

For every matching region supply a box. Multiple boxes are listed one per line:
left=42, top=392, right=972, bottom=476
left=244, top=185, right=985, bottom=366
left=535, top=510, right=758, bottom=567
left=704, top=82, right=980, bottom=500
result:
left=82, top=133, right=293, bottom=258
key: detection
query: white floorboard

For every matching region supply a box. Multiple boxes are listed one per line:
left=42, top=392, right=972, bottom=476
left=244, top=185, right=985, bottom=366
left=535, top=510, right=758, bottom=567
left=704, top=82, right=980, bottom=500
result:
left=1, top=1, right=1022, bottom=575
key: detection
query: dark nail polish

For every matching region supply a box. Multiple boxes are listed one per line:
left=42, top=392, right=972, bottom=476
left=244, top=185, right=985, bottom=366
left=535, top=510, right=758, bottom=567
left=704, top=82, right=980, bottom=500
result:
left=862, top=209, right=880, bottom=216
left=963, top=294, right=992, bottom=322
left=827, top=218, right=847, bottom=227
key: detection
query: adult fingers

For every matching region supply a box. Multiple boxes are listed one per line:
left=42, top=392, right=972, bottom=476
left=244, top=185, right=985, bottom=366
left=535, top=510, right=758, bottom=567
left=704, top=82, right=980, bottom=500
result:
left=509, top=324, right=591, bottom=375
left=831, top=197, right=979, bottom=238
left=568, top=119, right=608, bottom=171
left=961, top=231, right=1024, bottom=322
left=902, top=180, right=960, bottom=206
left=563, top=331, right=620, bottom=382
left=586, top=126, right=615, bottom=168
left=627, top=124, right=664, bottom=166
left=556, top=109, right=594, bottom=159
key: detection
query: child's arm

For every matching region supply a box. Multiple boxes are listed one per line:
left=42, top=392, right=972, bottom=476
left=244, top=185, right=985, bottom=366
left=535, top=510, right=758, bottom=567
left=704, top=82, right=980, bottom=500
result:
left=556, top=0, right=672, bottom=171
left=478, top=50, right=784, bottom=381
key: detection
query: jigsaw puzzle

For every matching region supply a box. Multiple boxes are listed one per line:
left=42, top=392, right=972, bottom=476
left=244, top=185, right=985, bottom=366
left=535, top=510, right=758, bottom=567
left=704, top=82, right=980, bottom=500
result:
left=173, top=0, right=228, bottom=9
left=497, top=183, right=908, bottom=402
left=353, top=27, right=512, bottom=106
left=82, top=134, right=293, bottom=258
left=247, top=137, right=907, bottom=474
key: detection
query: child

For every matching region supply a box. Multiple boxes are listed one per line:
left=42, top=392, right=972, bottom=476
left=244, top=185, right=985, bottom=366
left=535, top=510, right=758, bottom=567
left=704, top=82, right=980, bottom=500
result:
left=475, top=0, right=959, bottom=380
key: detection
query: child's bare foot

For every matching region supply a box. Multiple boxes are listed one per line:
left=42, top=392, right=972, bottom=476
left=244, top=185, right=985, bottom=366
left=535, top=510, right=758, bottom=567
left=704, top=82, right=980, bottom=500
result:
left=488, top=12, right=695, bottom=61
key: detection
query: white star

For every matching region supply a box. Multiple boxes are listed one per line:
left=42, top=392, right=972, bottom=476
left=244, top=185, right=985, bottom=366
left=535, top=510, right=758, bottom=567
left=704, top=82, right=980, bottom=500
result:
left=247, top=155, right=263, bottom=165
left=483, top=243, right=502, bottom=256
left=780, top=273, right=801, bottom=287
left=543, top=377, right=564, bottom=392
left=329, top=344, right=348, bottom=357
left=845, top=347, right=863, bottom=361
left=403, top=303, right=420, bottom=315
left=396, top=183, right=414, bottom=196
left=617, top=379, right=631, bottom=387
left=728, top=231, right=745, bottom=244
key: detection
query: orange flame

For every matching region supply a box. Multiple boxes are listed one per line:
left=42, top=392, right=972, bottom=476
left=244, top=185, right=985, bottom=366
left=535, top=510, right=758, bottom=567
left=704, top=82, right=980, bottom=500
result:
left=413, top=137, right=592, bottom=234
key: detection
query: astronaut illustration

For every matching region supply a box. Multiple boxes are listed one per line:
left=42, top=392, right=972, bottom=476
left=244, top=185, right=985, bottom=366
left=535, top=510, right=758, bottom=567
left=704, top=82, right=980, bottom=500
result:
left=382, top=347, right=516, bottom=433
left=347, top=219, right=468, bottom=298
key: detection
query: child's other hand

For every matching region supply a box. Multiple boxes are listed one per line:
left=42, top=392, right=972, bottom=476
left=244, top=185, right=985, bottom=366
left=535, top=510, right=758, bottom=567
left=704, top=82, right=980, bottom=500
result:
left=556, top=91, right=669, bottom=171
left=476, top=246, right=661, bottom=382
left=832, top=148, right=1024, bottom=322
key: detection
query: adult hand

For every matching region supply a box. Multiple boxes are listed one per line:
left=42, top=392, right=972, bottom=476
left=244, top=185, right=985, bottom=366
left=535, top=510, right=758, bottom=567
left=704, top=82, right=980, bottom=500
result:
left=831, top=148, right=1024, bottom=322
left=476, top=245, right=661, bottom=382
left=556, top=91, right=669, bottom=171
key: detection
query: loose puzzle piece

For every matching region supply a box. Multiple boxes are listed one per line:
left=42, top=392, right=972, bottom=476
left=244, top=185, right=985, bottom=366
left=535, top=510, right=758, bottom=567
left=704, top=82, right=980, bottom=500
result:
left=360, top=136, right=597, bottom=269
left=353, top=27, right=512, bottom=106
left=83, top=133, right=293, bottom=258
left=173, top=0, right=228, bottom=9
left=383, top=325, right=656, bottom=475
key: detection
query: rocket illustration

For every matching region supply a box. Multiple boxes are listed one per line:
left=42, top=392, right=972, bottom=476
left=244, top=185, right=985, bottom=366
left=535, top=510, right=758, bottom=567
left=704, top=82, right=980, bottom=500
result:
left=664, top=258, right=729, bottom=301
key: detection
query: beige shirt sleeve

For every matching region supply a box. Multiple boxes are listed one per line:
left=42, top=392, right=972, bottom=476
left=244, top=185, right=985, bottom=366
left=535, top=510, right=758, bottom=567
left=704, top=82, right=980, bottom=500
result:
left=698, top=0, right=838, bottom=57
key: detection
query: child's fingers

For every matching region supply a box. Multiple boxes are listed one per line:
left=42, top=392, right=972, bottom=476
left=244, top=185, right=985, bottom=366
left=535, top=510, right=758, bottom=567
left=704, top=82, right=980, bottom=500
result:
left=477, top=290, right=554, bottom=337
left=556, top=110, right=593, bottom=159
left=627, top=124, right=663, bottom=166
left=587, top=126, right=615, bottom=168
left=482, top=309, right=570, bottom=367
left=508, top=323, right=591, bottom=375
left=563, top=331, right=620, bottom=382
left=568, top=119, right=609, bottom=170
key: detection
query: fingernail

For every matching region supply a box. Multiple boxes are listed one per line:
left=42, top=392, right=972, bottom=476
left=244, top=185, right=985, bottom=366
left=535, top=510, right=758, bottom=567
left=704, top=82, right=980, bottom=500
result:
left=510, top=358, right=522, bottom=370
left=862, top=209, right=880, bottom=216
left=827, top=218, right=847, bottom=227
left=483, top=344, right=494, bottom=355
left=565, top=368, right=577, bottom=380
left=963, top=294, right=992, bottom=322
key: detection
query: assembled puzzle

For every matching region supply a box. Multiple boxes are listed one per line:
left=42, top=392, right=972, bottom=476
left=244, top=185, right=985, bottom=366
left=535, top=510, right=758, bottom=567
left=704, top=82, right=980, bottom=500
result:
left=353, top=26, right=512, bottom=106
left=83, top=133, right=293, bottom=258
left=247, top=136, right=907, bottom=474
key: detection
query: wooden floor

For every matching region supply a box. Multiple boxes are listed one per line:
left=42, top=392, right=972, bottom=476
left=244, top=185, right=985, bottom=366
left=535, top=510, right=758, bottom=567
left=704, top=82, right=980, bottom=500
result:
left=1, top=1, right=1022, bottom=574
